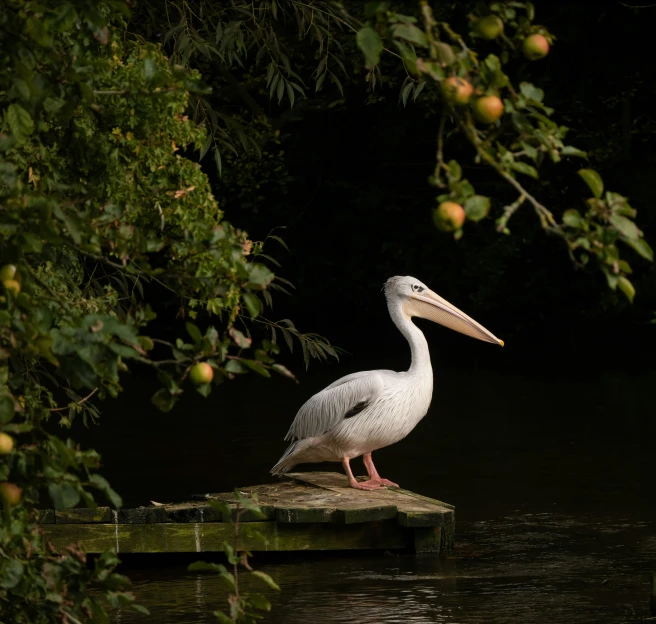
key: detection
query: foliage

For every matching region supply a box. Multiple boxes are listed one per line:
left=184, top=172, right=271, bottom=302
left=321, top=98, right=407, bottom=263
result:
left=1, top=0, right=652, bottom=620
left=135, top=0, right=652, bottom=302
left=0, top=1, right=336, bottom=620
left=188, top=493, right=279, bottom=623
left=354, top=0, right=652, bottom=301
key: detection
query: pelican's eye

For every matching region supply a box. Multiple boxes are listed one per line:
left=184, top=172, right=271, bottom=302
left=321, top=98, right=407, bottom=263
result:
left=412, top=284, right=424, bottom=293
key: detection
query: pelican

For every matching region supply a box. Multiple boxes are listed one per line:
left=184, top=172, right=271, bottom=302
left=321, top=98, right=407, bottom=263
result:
left=270, top=276, right=503, bottom=490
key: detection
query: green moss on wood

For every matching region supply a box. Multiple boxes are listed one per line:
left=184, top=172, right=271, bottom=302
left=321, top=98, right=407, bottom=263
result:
left=413, top=526, right=442, bottom=553
left=55, top=507, right=111, bottom=523
left=441, top=519, right=456, bottom=554
left=397, top=508, right=454, bottom=527
left=117, top=507, right=169, bottom=524
left=42, top=520, right=410, bottom=554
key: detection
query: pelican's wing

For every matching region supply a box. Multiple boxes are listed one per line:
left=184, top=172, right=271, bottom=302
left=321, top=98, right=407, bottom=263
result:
left=284, top=371, right=386, bottom=441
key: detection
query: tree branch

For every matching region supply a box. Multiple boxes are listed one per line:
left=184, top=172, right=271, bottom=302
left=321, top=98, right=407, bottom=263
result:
left=50, top=388, right=99, bottom=412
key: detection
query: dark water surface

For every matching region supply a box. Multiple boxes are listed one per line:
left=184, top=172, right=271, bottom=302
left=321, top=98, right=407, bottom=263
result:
left=81, top=366, right=656, bottom=623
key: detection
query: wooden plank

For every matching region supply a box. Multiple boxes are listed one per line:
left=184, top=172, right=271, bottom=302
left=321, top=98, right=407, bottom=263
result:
left=413, top=527, right=441, bottom=553
left=284, top=472, right=454, bottom=528
left=229, top=480, right=402, bottom=525
left=42, top=520, right=410, bottom=554
left=162, top=501, right=223, bottom=523
left=37, top=472, right=455, bottom=555
left=395, top=488, right=455, bottom=511
left=397, top=508, right=454, bottom=528
left=117, top=507, right=169, bottom=524
left=274, top=506, right=337, bottom=523
left=55, top=507, right=111, bottom=524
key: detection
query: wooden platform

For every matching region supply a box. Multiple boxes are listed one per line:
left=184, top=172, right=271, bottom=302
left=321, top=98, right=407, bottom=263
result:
left=40, top=472, right=455, bottom=555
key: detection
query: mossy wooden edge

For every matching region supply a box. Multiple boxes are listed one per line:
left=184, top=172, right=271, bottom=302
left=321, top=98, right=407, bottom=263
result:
left=397, top=508, right=455, bottom=528
left=55, top=507, right=111, bottom=523
left=395, top=488, right=456, bottom=511
left=41, top=521, right=412, bottom=554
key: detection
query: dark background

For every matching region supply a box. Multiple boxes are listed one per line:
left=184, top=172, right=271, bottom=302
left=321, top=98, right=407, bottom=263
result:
left=78, top=0, right=655, bottom=519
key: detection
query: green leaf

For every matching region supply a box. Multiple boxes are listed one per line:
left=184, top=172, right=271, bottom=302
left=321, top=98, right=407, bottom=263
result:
left=25, top=17, right=53, bottom=46
left=393, top=40, right=418, bottom=75
left=151, top=388, right=177, bottom=412
left=229, top=327, right=251, bottom=349
left=605, top=272, right=618, bottom=290
left=186, top=322, right=202, bottom=345
left=247, top=264, right=274, bottom=290
left=562, top=209, right=583, bottom=228
left=234, top=491, right=266, bottom=517
left=356, top=25, right=383, bottom=69
left=365, top=1, right=390, bottom=18
left=212, top=611, right=233, bottom=624
left=242, top=359, right=271, bottom=377
left=617, top=276, right=635, bottom=303
left=0, top=559, right=24, bottom=589
left=48, top=482, right=81, bottom=510
left=0, top=162, right=17, bottom=188
left=520, top=142, right=539, bottom=161
left=509, top=161, right=538, bottom=179
left=207, top=499, right=232, bottom=517
left=0, top=395, right=15, bottom=425
left=132, top=605, right=150, bottom=615
left=242, top=293, right=261, bottom=319
left=196, top=383, right=212, bottom=398
left=561, top=146, right=587, bottom=158
left=248, top=593, right=272, bottom=612
left=143, top=58, right=158, bottom=82
left=463, top=195, right=491, bottom=222
left=578, top=169, right=604, bottom=199
left=89, top=474, right=123, bottom=508
left=225, top=359, right=247, bottom=374
left=622, top=237, right=654, bottom=262
left=519, top=82, right=544, bottom=103
left=271, top=364, right=296, bottom=382
left=610, top=215, right=640, bottom=241
left=433, top=42, right=455, bottom=66
left=251, top=570, right=280, bottom=591
left=184, top=79, right=211, bottom=94
left=6, top=103, right=34, bottom=141
left=392, top=23, right=428, bottom=47
left=447, top=160, right=461, bottom=182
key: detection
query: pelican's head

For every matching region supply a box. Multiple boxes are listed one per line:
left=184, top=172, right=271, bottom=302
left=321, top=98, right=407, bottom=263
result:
left=384, top=276, right=504, bottom=346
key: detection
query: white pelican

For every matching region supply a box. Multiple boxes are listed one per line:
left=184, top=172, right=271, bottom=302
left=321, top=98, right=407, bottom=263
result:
left=270, top=276, right=503, bottom=490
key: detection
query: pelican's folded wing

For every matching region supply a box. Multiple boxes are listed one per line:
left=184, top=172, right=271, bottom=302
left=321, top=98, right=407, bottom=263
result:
left=284, top=371, right=385, bottom=441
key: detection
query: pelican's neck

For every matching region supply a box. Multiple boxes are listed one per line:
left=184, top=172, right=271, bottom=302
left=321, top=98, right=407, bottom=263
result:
left=389, top=300, right=432, bottom=375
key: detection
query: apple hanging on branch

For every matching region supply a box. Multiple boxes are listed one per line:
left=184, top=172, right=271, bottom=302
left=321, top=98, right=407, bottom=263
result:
left=353, top=0, right=650, bottom=301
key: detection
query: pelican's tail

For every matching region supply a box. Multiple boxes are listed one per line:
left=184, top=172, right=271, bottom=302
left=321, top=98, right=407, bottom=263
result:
left=270, top=440, right=302, bottom=476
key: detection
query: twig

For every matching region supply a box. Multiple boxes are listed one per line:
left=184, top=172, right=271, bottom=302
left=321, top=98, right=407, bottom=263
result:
left=419, top=0, right=439, bottom=56
left=439, top=21, right=476, bottom=64
left=496, top=194, right=526, bottom=232
left=458, top=115, right=560, bottom=233
left=25, top=266, right=73, bottom=313
left=434, top=113, right=448, bottom=188
left=50, top=388, right=99, bottom=413
left=62, top=611, right=83, bottom=624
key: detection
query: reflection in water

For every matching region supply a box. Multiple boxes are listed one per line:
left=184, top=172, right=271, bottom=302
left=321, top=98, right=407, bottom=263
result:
left=116, top=512, right=655, bottom=623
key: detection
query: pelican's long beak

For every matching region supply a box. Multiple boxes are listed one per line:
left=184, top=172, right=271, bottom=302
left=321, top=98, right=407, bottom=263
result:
left=405, top=289, right=504, bottom=346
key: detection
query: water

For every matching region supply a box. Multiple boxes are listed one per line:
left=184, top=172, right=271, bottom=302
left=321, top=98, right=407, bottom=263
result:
left=78, top=367, right=656, bottom=623
left=115, top=511, right=655, bottom=623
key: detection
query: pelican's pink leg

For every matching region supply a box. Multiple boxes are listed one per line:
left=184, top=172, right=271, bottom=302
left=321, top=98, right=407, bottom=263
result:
left=342, top=457, right=384, bottom=491
left=363, top=453, right=399, bottom=488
